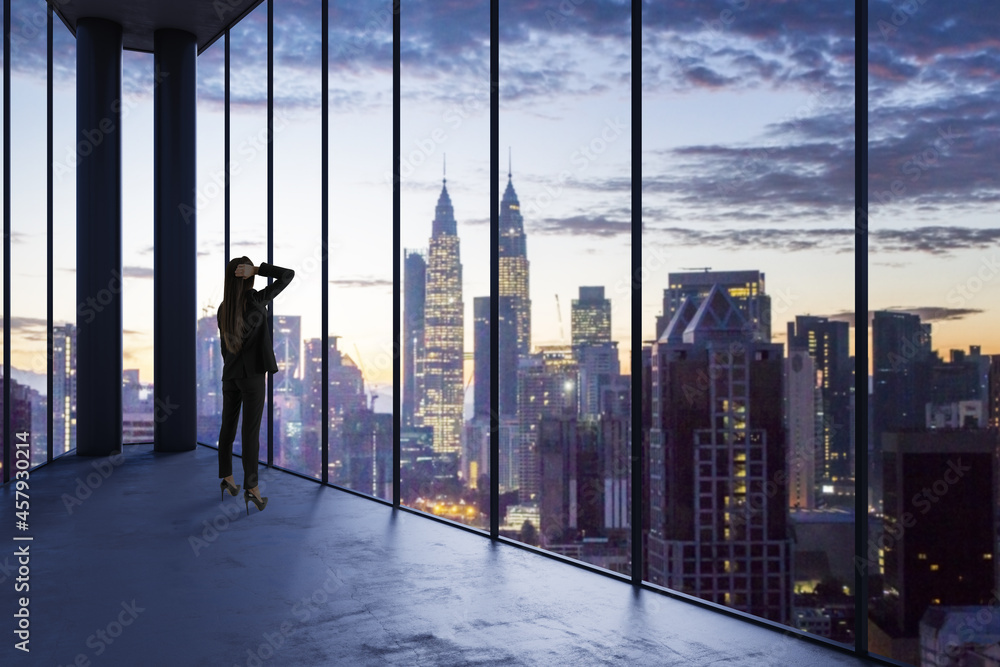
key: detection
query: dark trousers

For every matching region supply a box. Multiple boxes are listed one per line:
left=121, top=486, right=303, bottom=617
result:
left=218, top=372, right=266, bottom=490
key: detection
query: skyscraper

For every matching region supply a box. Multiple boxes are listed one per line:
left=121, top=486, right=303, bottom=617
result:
left=655, top=270, right=771, bottom=342
left=787, top=316, right=852, bottom=487
left=785, top=350, right=818, bottom=509
left=872, top=311, right=933, bottom=507
left=880, top=430, right=998, bottom=638
left=273, top=315, right=301, bottom=393
left=872, top=311, right=932, bottom=434
left=421, top=176, right=464, bottom=454
left=499, top=161, right=531, bottom=446
left=517, top=345, right=578, bottom=504
left=498, top=295, right=518, bottom=416
left=499, top=164, right=530, bottom=358
left=403, top=250, right=427, bottom=428
left=326, top=336, right=367, bottom=476
left=648, top=286, right=791, bottom=624
left=571, top=286, right=611, bottom=348
left=52, top=323, right=77, bottom=456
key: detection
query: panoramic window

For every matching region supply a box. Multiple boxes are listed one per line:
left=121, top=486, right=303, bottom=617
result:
left=642, top=0, right=856, bottom=643
left=867, top=1, right=1000, bottom=665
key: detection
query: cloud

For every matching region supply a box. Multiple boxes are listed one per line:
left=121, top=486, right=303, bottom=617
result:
left=0, top=316, right=49, bottom=331
left=824, top=307, right=985, bottom=328
left=531, top=214, right=630, bottom=237
left=123, top=266, right=154, bottom=279
left=329, top=277, right=393, bottom=289
left=866, top=1, right=1000, bottom=211
left=870, top=227, right=1000, bottom=254
left=643, top=131, right=854, bottom=222
left=640, top=224, right=1000, bottom=256
left=649, top=226, right=853, bottom=252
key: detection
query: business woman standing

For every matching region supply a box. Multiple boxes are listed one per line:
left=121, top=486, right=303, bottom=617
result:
left=216, top=256, right=295, bottom=515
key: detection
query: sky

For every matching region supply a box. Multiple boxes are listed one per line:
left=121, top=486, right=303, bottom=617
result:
left=1, top=0, right=999, bottom=406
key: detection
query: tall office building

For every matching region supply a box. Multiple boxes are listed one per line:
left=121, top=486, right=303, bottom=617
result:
left=196, top=313, right=224, bottom=446
left=990, top=355, right=1000, bottom=428
left=273, top=314, right=301, bottom=393
left=872, top=311, right=932, bottom=507
left=1, top=377, right=37, bottom=465
left=872, top=311, right=932, bottom=433
left=52, top=323, right=77, bottom=455
left=648, top=286, right=791, bottom=624
left=880, top=430, right=998, bottom=639
left=571, top=286, right=611, bottom=348
left=327, top=337, right=367, bottom=467
left=499, top=167, right=530, bottom=426
left=926, top=347, right=990, bottom=428
left=403, top=250, right=427, bottom=428
left=498, top=415, right=520, bottom=494
left=538, top=414, right=629, bottom=545
left=577, top=342, right=620, bottom=419
left=421, top=177, right=464, bottom=454
left=302, top=338, right=324, bottom=455
left=499, top=166, right=531, bottom=358
left=655, top=270, right=771, bottom=342
left=341, top=411, right=393, bottom=499
left=498, top=295, right=518, bottom=416
left=787, top=316, right=851, bottom=485
left=516, top=346, right=578, bottom=504
left=785, top=350, right=819, bottom=509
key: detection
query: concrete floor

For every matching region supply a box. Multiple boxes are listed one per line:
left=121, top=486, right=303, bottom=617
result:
left=1, top=443, right=885, bottom=666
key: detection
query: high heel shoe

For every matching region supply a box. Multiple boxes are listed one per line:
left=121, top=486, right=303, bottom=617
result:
left=244, top=489, right=268, bottom=515
left=220, top=478, right=241, bottom=500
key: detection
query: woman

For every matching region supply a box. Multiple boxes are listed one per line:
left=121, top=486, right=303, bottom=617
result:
left=216, top=256, right=295, bottom=515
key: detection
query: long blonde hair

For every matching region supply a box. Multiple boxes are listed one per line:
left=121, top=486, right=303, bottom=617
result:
left=219, top=256, right=255, bottom=354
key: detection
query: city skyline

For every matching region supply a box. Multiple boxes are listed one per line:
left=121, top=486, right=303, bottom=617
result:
left=6, top=1, right=1000, bottom=397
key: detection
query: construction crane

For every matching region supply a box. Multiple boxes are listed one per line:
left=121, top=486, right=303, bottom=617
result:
left=555, top=294, right=565, bottom=341
left=680, top=267, right=712, bottom=272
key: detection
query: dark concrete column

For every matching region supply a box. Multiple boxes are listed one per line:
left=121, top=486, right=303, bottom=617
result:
left=153, top=29, right=197, bottom=453
left=76, top=18, right=123, bottom=457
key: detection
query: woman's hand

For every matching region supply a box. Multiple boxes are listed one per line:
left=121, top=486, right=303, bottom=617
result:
left=235, top=264, right=258, bottom=279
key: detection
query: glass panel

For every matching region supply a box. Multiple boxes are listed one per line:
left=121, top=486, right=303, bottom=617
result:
left=228, top=3, right=270, bottom=462
left=0, top=0, right=4, bottom=479
left=327, top=0, right=394, bottom=499
left=53, top=10, right=77, bottom=457
left=272, top=0, right=321, bottom=479
left=400, top=0, right=489, bottom=526
left=500, top=2, right=632, bottom=575
left=9, top=0, right=50, bottom=469
left=867, top=3, right=996, bottom=664
left=642, top=0, right=855, bottom=639
left=196, top=37, right=226, bottom=449
left=121, top=51, right=153, bottom=444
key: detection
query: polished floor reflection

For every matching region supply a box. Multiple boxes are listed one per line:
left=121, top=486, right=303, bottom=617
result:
left=1, top=444, right=882, bottom=666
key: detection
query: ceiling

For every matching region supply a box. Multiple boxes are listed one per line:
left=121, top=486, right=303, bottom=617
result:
left=50, top=0, right=265, bottom=54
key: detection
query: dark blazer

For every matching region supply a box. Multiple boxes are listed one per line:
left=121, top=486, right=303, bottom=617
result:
left=217, top=262, right=295, bottom=380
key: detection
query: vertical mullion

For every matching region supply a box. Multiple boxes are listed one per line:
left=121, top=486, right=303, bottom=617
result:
left=225, top=30, right=230, bottom=268
left=630, top=0, right=641, bottom=585
left=266, top=0, right=274, bottom=468
left=322, top=0, right=329, bottom=485
left=3, top=0, right=11, bottom=483
left=392, top=0, right=401, bottom=507
left=853, top=0, right=869, bottom=655
left=489, top=0, right=499, bottom=539
left=47, top=4, right=54, bottom=464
